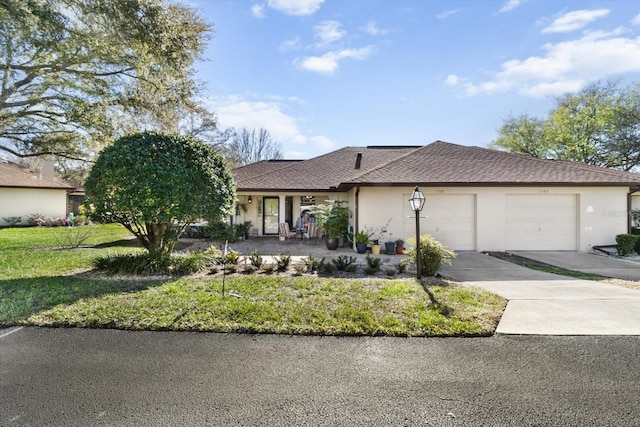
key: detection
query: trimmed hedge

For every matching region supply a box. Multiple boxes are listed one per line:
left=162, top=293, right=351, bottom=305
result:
left=616, top=234, right=638, bottom=256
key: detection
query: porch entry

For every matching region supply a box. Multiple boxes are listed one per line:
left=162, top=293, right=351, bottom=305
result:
left=261, top=196, right=295, bottom=235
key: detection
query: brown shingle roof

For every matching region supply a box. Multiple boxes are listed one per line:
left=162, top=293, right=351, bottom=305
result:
left=234, top=146, right=420, bottom=191
left=233, top=141, right=640, bottom=191
left=0, top=161, right=75, bottom=190
left=232, top=160, right=302, bottom=186
left=346, top=141, right=640, bottom=188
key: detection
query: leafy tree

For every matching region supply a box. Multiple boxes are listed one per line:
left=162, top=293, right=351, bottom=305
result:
left=220, top=127, right=284, bottom=167
left=85, top=132, right=236, bottom=259
left=0, top=0, right=211, bottom=162
left=545, top=81, right=617, bottom=166
left=490, top=115, right=553, bottom=159
left=492, top=81, right=640, bottom=171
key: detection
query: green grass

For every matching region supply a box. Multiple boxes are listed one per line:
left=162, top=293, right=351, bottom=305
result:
left=0, top=225, right=507, bottom=336
left=23, top=276, right=505, bottom=336
left=0, top=223, right=139, bottom=279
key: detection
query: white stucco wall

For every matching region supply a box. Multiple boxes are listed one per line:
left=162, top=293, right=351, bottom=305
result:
left=0, top=187, right=68, bottom=225
left=356, top=186, right=630, bottom=252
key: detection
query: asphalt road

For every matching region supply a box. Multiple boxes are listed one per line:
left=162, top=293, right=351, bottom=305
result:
left=1, top=327, right=639, bottom=426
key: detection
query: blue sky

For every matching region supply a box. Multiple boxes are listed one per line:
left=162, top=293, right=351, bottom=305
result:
left=190, top=0, right=640, bottom=159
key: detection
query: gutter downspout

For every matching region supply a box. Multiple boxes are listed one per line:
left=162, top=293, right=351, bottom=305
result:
left=355, top=186, right=360, bottom=246
left=628, top=187, right=640, bottom=233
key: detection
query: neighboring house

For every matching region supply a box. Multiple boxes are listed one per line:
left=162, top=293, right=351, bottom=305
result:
left=232, top=141, right=640, bottom=252
left=0, top=160, right=77, bottom=226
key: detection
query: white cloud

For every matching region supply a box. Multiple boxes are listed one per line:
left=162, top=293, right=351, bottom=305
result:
left=444, top=75, right=460, bottom=86
left=519, top=80, right=586, bottom=97
left=297, top=46, right=376, bottom=75
left=499, top=0, right=525, bottom=13
left=266, top=0, right=324, bottom=16
left=209, top=95, right=334, bottom=159
left=215, top=99, right=306, bottom=144
left=453, top=31, right=640, bottom=97
left=251, top=4, right=266, bottom=19
left=542, top=9, right=609, bottom=33
left=279, top=36, right=301, bottom=52
left=632, top=13, right=640, bottom=26
left=313, top=20, right=346, bottom=46
left=437, top=9, right=461, bottom=19
left=360, top=21, right=391, bottom=35
left=309, top=135, right=336, bottom=150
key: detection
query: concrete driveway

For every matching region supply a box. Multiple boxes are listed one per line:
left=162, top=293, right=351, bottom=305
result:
left=441, top=252, right=640, bottom=335
left=514, top=250, right=640, bottom=281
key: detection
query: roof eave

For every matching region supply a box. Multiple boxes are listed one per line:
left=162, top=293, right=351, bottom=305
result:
left=337, top=181, right=640, bottom=190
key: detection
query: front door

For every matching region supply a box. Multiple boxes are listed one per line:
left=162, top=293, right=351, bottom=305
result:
left=263, top=197, right=280, bottom=235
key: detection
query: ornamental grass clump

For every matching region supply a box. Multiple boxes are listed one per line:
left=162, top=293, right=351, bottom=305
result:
left=331, top=255, right=357, bottom=271
left=406, top=233, right=456, bottom=277
left=364, top=254, right=381, bottom=275
left=94, top=248, right=219, bottom=276
left=249, top=250, right=263, bottom=268
left=303, top=254, right=325, bottom=272
left=275, top=253, right=291, bottom=272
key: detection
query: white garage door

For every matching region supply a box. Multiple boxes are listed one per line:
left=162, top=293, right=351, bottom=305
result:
left=404, top=194, right=476, bottom=250
left=505, top=194, right=577, bottom=250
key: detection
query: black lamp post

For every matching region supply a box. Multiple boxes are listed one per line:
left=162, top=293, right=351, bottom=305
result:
left=408, top=186, right=426, bottom=280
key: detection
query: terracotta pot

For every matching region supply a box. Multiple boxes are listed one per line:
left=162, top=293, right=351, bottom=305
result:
left=396, top=247, right=405, bottom=254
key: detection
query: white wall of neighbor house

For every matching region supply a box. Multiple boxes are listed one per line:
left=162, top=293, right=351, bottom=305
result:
left=0, top=187, right=68, bottom=225
left=356, top=186, right=630, bottom=252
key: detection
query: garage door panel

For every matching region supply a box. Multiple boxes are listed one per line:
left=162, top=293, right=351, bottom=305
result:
left=506, top=194, right=577, bottom=250
left=404, top=194, right=476, bottom=250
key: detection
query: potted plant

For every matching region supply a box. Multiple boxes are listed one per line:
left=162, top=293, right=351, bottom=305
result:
left=315, top=201, right=350, bottom=250
left=370, top=242, right=381, bottom=254
left=354, top=230, right=372, bottom=254
left=384, top=240, right=396, bottom=255
left=395, top=238, right=405, bottom=254
left=236, top=221, right=252, bottom=240
left=370, top=218, right=392, bottom=255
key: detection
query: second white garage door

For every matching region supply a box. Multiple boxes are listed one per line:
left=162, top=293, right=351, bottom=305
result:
left=505, top=194, right=577, bottom=250
left=404, top=194, right=476, bottom=250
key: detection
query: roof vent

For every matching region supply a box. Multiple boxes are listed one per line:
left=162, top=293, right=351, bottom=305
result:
left=355, top=152, right=362, bottom=169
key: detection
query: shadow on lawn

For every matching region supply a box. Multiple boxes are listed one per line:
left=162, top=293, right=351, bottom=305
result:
left=92, top=238, right=205, bottom=252
left=420, top=280, right=454, bottom=317
left=0, top=275, right=169, bottom=325
left=93, top=238, right=142, bottom=249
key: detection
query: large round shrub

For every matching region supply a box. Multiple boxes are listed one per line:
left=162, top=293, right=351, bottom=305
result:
left=85, top=131, right=236, bottom=258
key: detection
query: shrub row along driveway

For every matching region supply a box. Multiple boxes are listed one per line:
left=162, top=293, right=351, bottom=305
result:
left=442, top=251, right=640, bottom=335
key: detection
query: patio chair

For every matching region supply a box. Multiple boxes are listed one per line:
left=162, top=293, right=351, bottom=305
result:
left=302, top=222, right=318, bottom=244
left=279, top=222, right=297, bottom=240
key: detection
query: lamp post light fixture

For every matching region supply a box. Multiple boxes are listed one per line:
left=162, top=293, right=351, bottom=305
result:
left=247, top=195, right=252, bottom=204
left=408, top=186, right=426, bottom=280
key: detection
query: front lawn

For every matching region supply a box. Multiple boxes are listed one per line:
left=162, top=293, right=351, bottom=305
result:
left=0, top=224, right=506, bottom=336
